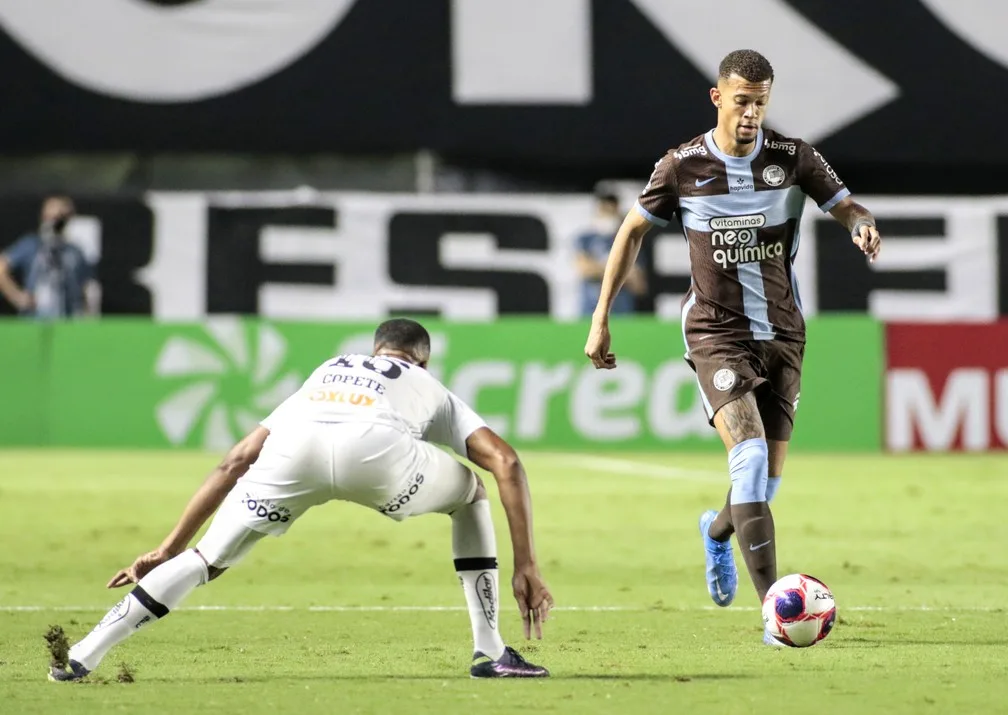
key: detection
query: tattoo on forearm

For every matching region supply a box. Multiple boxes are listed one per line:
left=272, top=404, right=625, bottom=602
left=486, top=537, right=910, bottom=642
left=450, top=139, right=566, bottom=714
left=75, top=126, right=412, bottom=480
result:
left=718, top=395, right=765, bottom=444
left=844, top=203, right=876, bottom=235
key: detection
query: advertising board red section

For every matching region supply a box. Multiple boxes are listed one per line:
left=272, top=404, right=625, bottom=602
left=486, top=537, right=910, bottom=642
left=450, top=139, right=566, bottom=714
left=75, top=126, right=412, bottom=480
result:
left=886, top=323, right=1008, bottom=452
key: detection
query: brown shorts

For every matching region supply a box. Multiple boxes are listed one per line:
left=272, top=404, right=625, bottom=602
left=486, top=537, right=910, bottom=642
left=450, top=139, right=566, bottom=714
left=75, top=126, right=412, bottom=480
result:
left=685, top=339, right=804, bottom=441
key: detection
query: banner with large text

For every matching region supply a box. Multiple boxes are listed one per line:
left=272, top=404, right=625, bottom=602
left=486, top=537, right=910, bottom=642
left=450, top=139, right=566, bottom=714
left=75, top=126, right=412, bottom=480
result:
left=1, top=1, right=1006, bottom=168
left=0, top=317, right=881, bottom=452
left=886, top=323, right=1008, bottom=452
left=2, top=192, right=1008, bottom=323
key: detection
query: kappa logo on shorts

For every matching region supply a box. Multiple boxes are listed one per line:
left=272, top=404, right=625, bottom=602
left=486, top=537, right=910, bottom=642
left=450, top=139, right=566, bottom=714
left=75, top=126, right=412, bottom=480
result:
left=713, top=368, right=736, bottom=392
left=762, top=164, right=785, bottom=187
left=793, top=392, right=801, bottom=412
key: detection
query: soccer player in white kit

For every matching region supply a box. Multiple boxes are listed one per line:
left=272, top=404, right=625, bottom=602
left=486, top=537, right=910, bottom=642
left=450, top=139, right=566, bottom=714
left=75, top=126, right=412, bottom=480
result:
left=49, top=319, right=553, bottom=680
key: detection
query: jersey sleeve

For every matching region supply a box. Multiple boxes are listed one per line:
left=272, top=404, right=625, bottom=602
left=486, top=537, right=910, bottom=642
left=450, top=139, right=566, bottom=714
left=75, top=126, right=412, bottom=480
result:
left=2, top=236, right=36, bottom=273
left=425, top=390, right=488, bottom=457
left=797, top=141, right=850, bottom=212
left=634, top=153, right=678, bottom=227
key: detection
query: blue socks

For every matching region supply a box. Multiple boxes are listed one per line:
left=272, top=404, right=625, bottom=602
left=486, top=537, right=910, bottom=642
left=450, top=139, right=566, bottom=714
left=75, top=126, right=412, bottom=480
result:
left=728, top=438, right=769, bottom=505
left=765, top=475, right=782, bottom=503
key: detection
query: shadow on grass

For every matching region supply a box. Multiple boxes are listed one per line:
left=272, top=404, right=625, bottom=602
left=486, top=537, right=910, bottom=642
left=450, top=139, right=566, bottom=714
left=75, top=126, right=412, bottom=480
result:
left=830, top=637, right=1008, bottom=648
left=40, top=672, right=753, bottom=685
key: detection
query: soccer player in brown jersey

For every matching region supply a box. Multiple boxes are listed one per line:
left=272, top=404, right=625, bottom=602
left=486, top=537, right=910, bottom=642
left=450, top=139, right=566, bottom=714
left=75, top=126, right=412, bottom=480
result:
left=583, top=49, right=881, bottom=644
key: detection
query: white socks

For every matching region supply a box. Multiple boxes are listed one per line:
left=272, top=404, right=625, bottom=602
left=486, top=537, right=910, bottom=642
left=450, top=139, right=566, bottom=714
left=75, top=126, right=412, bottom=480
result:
left=451, top=499, right=506, bottom=660
left=69, top=549, right=208, bottom=671
left=69, top=504, right=507, bottom=673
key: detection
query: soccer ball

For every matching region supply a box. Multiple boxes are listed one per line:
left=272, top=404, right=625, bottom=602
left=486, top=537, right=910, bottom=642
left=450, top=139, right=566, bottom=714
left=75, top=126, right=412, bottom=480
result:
left=762, top=573, right=836, bottom=647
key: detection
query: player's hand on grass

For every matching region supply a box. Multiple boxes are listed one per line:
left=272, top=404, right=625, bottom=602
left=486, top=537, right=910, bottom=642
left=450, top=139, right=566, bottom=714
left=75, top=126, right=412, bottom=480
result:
left=585, top=317, right=616, bottom=370
left=107, top=549, right=172, bottom=588
left=853, top=222, right=881, bottom=263
left=512, top=564, right=554, bottom=640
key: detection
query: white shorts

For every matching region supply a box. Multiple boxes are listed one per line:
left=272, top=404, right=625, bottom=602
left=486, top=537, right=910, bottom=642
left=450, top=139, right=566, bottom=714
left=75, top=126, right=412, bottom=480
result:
left=197, top=421, right=477, bottom=567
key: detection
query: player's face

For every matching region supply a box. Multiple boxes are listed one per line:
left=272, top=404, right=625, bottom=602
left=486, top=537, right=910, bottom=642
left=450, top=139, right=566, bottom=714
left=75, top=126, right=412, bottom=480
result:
left=712, top=75, right=772, bottom=145
left=41, top=198, right=74, bottom=225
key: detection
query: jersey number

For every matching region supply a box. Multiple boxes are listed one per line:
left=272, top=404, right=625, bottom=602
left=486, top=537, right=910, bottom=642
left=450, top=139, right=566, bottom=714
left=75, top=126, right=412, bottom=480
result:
left=328, top=354, right=409, bottom=380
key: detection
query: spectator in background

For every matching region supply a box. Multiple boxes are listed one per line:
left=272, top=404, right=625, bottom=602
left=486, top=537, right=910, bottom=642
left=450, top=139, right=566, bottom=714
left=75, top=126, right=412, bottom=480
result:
left=0, top=196, right=98, bottom=319
left=575, top=193, right=646, bottom=316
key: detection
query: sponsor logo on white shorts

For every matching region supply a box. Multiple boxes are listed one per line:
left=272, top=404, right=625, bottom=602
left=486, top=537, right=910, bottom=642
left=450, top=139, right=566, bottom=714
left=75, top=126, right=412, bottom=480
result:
left=379, top=472, right=426, bottom=516
left=713, top=368, right=736, bottom=392
left=762, top=164, right=785, bottom=186
left=240, top=493, right=291, bottom=523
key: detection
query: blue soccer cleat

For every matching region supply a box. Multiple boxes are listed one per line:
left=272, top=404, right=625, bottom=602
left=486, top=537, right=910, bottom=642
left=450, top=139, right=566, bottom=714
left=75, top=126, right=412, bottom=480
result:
left=48, top=659, right=89, bottom=682
left=471, top=646, right=549, bottom=678
left=699, top=509, right=737, bottom=607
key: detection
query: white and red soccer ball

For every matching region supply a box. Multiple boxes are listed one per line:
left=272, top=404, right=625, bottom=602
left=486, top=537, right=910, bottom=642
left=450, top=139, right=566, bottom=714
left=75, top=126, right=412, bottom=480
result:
left=762, top=573, right=837, bottom=647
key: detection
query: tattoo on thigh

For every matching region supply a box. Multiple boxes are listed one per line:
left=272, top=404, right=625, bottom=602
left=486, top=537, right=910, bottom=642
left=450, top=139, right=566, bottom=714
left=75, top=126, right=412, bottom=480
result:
left=719, top=395, right=765, bottom=444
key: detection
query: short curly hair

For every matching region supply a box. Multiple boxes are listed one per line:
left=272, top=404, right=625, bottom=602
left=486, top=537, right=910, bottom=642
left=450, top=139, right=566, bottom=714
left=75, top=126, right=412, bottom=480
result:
left=373, top=318, right=431, bottom=361
left=718, top=49, right=774, bottom=83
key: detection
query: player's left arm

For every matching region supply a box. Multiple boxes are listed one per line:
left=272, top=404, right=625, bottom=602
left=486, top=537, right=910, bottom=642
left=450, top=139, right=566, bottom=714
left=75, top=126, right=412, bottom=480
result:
left=828, top=196, right=881, bottom=263
left=797, top=141, right=881, bottom=263
left=107, top=426, right=270, bottom=588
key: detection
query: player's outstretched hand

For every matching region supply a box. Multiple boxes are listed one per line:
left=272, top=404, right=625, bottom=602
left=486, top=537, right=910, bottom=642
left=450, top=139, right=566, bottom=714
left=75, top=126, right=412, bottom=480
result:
left=584, top=318, right=616, bottom=370
left=853, top=223, right=882, bottom=263
left=107, top=549, right=172, bottom=588
left=512, top=564, right=554, bottom=640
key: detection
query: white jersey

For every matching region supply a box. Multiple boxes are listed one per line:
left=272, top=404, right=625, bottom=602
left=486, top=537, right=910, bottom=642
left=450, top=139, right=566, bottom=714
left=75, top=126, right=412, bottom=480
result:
left=259, top=353, right=486, bottom=457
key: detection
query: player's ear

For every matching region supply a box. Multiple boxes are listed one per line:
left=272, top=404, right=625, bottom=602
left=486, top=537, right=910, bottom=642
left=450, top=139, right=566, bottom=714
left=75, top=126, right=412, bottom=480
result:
left=709, top=86, right=721, bottom=108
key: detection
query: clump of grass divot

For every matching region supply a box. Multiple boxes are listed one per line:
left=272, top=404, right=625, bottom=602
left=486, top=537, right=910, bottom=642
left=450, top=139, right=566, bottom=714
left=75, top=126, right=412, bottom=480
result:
left=116, top=662, right=135, bottom=683
left=44, top=625, right=70, bottom=670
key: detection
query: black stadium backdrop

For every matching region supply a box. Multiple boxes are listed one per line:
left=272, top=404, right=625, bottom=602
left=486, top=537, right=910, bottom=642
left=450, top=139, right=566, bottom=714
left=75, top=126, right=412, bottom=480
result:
left=1, top=0, right=1006, bottom=318
left=0, top=0, right=1002, bottom=171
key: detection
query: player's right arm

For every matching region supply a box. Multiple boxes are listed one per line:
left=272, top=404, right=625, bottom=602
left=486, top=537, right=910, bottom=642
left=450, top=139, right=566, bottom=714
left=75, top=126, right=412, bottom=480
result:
left=107, top=426, right=270, bottom=588
left=464, top=426, right=553, bottom=638
left=585, top=153, right=678, bottom=368
left=426, top=387, right=553, bottom=637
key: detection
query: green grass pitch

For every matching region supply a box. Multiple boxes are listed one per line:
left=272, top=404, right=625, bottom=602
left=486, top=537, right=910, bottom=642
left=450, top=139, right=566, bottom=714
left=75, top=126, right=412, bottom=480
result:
left=1, top=449, right=1006, bottom=714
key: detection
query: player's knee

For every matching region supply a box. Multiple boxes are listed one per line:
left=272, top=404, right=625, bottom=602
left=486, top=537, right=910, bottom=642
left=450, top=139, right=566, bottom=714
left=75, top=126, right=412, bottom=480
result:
left=728, top=438, right=769, bottom=505
left=193, top=547, right=225, bottom=578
